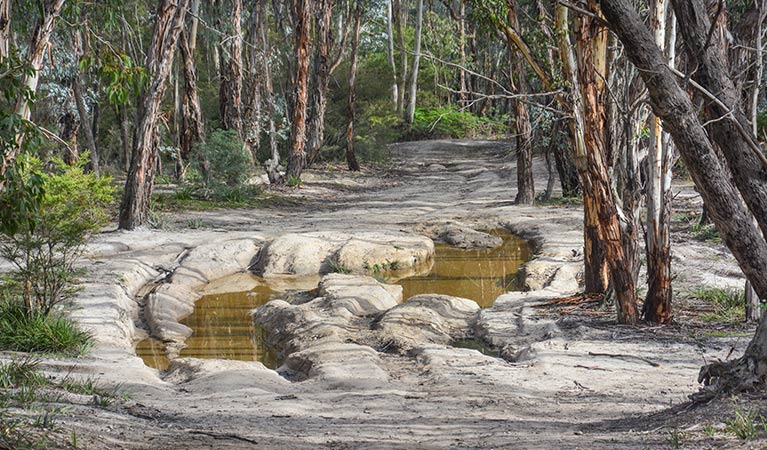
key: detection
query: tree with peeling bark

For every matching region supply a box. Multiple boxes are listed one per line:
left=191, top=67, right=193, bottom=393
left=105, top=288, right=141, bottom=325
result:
left=404, top=0, right=423, bottom=126
left=504, top=0, right=534, bottom=205
left=0, top=0, right=66, bottom=192
left=306, top=0, right=351, bottom=166
left=601, top=0, right=767, bottom=396
left=642, top=0, right=674, bottom=324
left=345, top=0, right=363, bottom=171
left=285, top=0, right=312, bottom=181
left=119, top=0, right=189, bottom=230
left=219, top=0, right=244, bottom=138
left=572, top=1, right=637, bottom=324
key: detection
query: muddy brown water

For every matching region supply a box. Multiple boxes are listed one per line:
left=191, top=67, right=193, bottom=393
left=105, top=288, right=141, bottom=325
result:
left=136, top=230, right=531, bottom=370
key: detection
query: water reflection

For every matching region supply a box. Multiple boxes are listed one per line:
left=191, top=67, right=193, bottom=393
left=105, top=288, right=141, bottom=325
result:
left=136, top=278, right=283, bottom=370
left=394, top=230, right=532, bottom=308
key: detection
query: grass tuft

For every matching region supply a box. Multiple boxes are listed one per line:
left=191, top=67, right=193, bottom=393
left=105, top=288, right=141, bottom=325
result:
left=326, top=259, right=352, bottom=274
left=535, top=196, right=583, bottom=207
left=0, top=358, right=46, bottom=389
left=691, top=223, right=722, bottom=243
left=690, top=287, right=745, bottom=324
left=726, top=407, right=766, bottom=440
left=0, top=301, right=93, bottom=356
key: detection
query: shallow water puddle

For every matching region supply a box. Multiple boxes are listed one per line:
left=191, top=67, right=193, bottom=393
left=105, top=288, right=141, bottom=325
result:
left=136, top=230, right=531, bottom=369
left=136, top=278, right=301, bottom=371
left=395, top=230, right=532, bottom=308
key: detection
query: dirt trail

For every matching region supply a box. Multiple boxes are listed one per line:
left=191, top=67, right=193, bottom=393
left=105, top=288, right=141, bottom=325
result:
left=5, top=140, right=755, bottom=449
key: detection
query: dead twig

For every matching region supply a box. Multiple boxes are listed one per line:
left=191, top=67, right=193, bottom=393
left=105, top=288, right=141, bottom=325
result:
left=574, top=364, right=612, bottom=372
left=588, top=351, right=661, bottom=367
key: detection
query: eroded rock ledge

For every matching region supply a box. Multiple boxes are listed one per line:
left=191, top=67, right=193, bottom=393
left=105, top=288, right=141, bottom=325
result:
left=254, top=273, right=479, bottom=388
left=253, top=231, right=435, bottom=276
left=141, top=231, right=437, bottom=365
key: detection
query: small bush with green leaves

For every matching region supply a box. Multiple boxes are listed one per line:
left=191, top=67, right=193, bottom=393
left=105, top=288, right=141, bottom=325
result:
left=0, top=155, right=114, bottom=316
left=192, top=129, right=255, bottom=200
left=286, top=175, right=303, bottom=188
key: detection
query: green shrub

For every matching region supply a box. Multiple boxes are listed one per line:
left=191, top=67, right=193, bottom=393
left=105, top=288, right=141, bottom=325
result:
left=0, top=155, right=114, bottom=316
left=410, top=106, right=507, bottom=139
left=0, top=300, right=93, bottom=355
left=192, top=129, right=255, bottom=200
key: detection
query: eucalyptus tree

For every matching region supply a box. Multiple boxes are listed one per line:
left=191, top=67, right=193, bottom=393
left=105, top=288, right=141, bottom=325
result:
left=642, top=0, right=674, bottom=323
left=285, top=0, right=312, bottom=180
left=345, top=0, right=363, bottom=171
left=119, top=0, right=190, bottom=230
left=219, top=0, right=244, bottom=137
left=602, top=0, right=767, bottom=395
left=404, top=0, right=423, bottom=126
left=306, top=0, right=351, bottom=166
left=0, top=0, right=66, bottom=192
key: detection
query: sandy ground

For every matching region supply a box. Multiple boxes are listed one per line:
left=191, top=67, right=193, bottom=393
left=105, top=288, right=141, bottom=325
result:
left=2, top=140, right=764, bottom=450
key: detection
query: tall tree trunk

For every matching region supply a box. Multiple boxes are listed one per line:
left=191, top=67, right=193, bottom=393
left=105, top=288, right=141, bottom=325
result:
left=744, top=1, right=766, bottom=324
left=0, top=0, right=65, bottom=191
left=0, top=0, right=10, bottom=59
left=643, top=0, right=674, bottom=323
left=602, top=0, right=767, bottom=395
left=178, top=28, right=205, bottom=180
left=119, top=0, right=189, bottom=230
left=671, top=0, right=767, bottom=239
left=535, top=0, right=581, bottom=198
left=285, top=0, right=311, bottom=180
left=578, top=3, right=637, bottom=324
left=393, top=0, right=408, bottom=113
left=404, top=0, right=423, bottom=126
left=457, top=0, right=467, bottom=107
left=119, top=19, right=132, bottom=173
left=72, top=30, right=100, bottom=176
left=345, top=0, right=363, bottom=172
left=507, top=0, right=534, bottom=205
left=72, top=75, right=99, bottom=174
left=562, top=2, right=638, bottom=322
left=220, top=0, right=244, bottom=136
left=59, top=96, right=79, bottom=165
left=386, top=0, right=398, bottom=109
left=555, top=5, right=609, bottom=295
left=260, top=4, right=282, bottom=184
left=243, top=0, right=263, bottom=162
left=306, top=0, right=333, bottom=165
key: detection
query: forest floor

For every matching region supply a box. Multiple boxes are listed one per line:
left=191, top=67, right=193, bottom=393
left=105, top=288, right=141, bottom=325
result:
left=2, top=140, right=766, bottom=450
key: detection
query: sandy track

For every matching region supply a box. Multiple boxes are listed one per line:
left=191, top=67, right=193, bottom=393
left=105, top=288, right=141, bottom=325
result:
left=3, top=140, right=754, bottom=449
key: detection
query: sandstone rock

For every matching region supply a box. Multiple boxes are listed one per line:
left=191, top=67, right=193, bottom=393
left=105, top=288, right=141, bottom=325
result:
left=283, top=342, right=389, bottom=388
left=318, top=273, right=402, bottom=314
left=254, top=274, right=410, bottom=384
left=253, top=233, right=339, bottom=275
left=253, top=231, right=434, bottom=277
left=202, top=272, right=263, bottom=295
left=517, top=259, right=558, bottom=291
left=377, top=294, right=480, bottom=350
left=439, top=226, right=503, bottom=249
left=334, top=236, right=433, bottom=274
